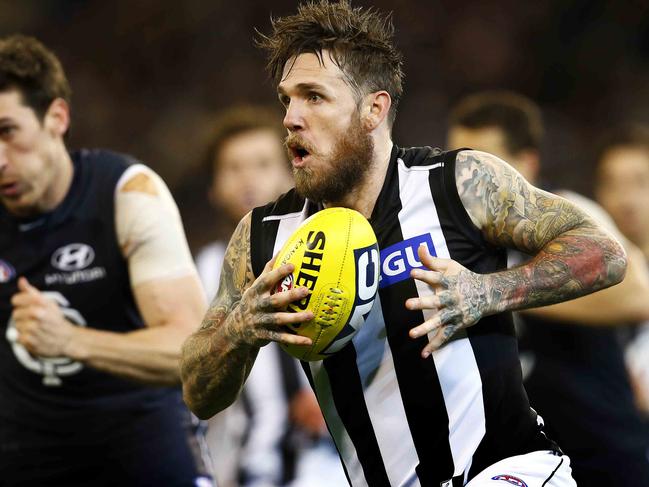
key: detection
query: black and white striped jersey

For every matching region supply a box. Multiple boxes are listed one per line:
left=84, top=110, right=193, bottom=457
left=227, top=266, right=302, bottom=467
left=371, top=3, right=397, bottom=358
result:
left=250, top=145, right=556, bottom=487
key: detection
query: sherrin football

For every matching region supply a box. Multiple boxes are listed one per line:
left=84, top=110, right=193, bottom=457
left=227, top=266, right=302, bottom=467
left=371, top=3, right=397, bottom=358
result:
left=273, top=207, right=380, bottom=361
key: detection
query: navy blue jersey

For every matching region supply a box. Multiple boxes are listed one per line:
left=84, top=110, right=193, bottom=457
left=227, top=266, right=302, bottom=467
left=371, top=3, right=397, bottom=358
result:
left=0, top=149, right=186, bottom=437
left=521, top=315, right=649, bottom=484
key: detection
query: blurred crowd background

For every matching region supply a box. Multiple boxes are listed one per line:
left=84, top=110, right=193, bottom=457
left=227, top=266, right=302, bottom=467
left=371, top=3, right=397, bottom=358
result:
left=2, top=0, right=648, bottom=251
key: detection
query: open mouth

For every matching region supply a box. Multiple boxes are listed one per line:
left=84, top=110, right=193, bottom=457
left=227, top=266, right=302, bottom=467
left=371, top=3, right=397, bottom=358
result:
left=287, top=139, right=313, bottom=167
left=0, top=182, right=19, bottom=197
left=290, top=144, right=310, bottom=161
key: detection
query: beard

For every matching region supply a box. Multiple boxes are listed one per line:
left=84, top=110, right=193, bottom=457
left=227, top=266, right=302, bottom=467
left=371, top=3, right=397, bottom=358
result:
left=287, top=116, right=374, bottom=204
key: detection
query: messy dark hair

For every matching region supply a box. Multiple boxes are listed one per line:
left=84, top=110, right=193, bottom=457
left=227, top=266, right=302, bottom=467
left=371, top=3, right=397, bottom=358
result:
left=0, top=35, right=71, bottom=120
left=204, top=105, right=285, bottom=179
left=449, top=91, right=543, bottom=154
left=596, top=124, right=649, bottom=164
left=256, top=0, right=404, bottom=126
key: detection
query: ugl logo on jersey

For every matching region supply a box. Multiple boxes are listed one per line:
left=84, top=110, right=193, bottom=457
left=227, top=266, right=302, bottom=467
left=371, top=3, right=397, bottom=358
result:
left=379, top=233, right=436, bottom=288
left=321, top=243, right=380, bottom=355
left=5, top=291, right=87, bottom=386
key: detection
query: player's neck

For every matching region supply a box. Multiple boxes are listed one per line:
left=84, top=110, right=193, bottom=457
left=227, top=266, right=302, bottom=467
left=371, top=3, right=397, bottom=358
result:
left=41, top=145, right=74, bottom=214
left=324, top=137, right=392, bottom=219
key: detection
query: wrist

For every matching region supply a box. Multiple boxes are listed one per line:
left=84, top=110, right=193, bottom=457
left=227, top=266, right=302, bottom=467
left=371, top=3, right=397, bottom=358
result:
left=480, top=273, right=501, bottom=316
left=222, top=311, right=248, bottom=347
left=63, top=325, right=89, bottom=362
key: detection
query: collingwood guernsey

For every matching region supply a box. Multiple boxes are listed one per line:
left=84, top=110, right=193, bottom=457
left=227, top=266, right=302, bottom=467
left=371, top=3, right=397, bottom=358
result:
left=250, top=146, right=557, bottom=487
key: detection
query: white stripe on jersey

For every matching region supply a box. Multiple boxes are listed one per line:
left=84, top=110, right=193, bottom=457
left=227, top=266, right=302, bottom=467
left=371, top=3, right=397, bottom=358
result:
left=271, top=202, right=309, bottom=258
left=396, top=158, right=486, bottom=478
left=308, top=360, right=368, bottom=487
left=352, top=298, right=421, bottom=486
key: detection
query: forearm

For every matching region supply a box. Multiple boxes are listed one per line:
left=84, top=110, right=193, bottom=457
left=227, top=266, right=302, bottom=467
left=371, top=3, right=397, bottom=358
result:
left=65, top=325, right=190, bottom=386
left=523, top=214, right=649, bottom=325
left=180, top=314, right=258, bottom=419
left=487, top=225, right=627, bottom=316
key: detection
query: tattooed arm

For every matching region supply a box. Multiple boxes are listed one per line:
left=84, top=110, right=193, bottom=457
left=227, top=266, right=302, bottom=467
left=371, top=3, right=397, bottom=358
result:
left=180, top=213, right=313, bottom=419
left=406, top=150, right=627, bottom=356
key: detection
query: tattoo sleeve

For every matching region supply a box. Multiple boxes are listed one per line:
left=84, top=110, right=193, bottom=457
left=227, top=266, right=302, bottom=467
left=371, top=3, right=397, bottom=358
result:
left=455, top=150, right=627, bottom=315
left=180, top=213, right=258, bottom=419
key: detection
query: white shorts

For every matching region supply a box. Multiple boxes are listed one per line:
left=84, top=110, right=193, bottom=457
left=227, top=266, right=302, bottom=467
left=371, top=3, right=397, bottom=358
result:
left=466, top=450, right=576, bottom=487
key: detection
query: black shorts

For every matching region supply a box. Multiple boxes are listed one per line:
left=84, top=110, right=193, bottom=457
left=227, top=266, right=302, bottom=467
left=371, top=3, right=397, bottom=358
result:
left=0, top=406, right=212, bottom=487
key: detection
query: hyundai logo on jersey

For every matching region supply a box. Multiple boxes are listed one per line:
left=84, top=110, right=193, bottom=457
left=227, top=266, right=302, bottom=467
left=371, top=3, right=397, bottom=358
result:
left=491, top=474, right=529, bottom=487
left=51, top=243, right=95, bottom=271
left=379, top=233, right=436, bottom=288
left=0, top=259, right=15, bottom=283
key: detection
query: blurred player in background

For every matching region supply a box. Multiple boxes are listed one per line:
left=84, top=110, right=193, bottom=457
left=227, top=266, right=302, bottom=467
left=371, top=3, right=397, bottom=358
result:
left=448, top=91, right=649, bottom=485
left=181, top=2, right=631, bottom=486
left=595, top=124, right=649, bottom=417
left=0, top=35, right=211, bottom=486
left=195, top=105, right=345, bottom=487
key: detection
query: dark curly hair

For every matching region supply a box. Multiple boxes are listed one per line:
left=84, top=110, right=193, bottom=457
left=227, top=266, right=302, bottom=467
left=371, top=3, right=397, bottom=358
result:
left=0, top=35, right=71, bottom=120
left=449, top=91, right=544, bottom=154
left=256, top=0, right=404, bottom=126
left=596, top=124, right=649, bottom=163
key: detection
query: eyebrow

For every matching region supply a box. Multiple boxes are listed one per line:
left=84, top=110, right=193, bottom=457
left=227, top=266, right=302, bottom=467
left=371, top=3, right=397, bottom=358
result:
left=277, top=82, right=329, bottom=95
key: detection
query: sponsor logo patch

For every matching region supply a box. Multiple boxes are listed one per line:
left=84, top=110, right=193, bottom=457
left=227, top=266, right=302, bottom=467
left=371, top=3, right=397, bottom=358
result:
left=52, top=243, right=95, bottom=271
left=0, top=259, right=15, bottom=283
left=379, top=233, right=436, bottom=288
left=491, top=474, right=528, bottom=487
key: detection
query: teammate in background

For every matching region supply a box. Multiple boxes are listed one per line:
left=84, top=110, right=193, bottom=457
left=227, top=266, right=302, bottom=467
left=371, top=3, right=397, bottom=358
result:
left=447, top=91, right=649, bottom=485
left=181, top=2, right=627, bottom=485
left=0, top=35, right=211, bottom=486
left=196, top=105, right=345, bottom=487
left=595, top=124, right=649, bottom=416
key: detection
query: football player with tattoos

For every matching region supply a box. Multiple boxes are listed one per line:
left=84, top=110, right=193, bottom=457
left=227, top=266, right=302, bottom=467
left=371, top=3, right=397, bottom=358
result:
left=0, top=36, right=211, bottom=486
left=449, top=91, right=649, bottom=486
left=182, top=2, right=626, bottom=486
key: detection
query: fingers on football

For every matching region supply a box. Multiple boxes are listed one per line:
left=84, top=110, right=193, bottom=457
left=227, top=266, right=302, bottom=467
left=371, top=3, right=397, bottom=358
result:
left=268, top=286, right=310, bottom=309
left=255, top=263, right=294, bottom=293
left=259, top=309, right=313, bottom=327
left=267, top=329, right=312, bottom=346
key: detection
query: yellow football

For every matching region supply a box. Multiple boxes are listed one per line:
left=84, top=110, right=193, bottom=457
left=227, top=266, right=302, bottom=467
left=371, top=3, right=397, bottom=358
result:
left=273, top=207, right=380, bottom=361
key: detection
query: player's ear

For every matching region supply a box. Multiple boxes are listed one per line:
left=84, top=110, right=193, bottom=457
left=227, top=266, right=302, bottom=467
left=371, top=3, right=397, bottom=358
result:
left=43, top=98, right=70, bottom=137
left=361, top=91, right=391, bottom=131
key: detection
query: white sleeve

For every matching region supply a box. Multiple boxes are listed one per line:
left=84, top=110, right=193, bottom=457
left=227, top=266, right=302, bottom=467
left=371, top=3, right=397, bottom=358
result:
left=195, top=242, right=227, bottom=302
left=114, top=164, right=197, bottom=286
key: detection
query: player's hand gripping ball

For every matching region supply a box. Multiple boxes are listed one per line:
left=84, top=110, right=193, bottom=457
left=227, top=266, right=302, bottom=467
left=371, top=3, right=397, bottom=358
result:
left=273, top=208, right=380, bottom=361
